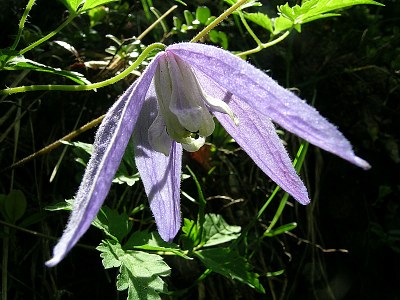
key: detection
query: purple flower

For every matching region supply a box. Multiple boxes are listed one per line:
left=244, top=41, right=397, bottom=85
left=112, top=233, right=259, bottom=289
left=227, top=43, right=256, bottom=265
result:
left=46, top=43, right=370, bottom=267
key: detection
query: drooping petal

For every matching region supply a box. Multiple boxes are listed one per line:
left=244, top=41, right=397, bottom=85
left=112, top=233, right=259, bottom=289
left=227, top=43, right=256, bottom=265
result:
left=46, top=55, right=160, bottom=267
left=215, top=95, right=310, bottom=204
left=167, top=43, right=370, bottom=170
left=133, top=89, right=182, bottom=242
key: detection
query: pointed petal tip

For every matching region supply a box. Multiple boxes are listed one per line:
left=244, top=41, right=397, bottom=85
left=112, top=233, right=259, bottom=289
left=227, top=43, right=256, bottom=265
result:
left=354, top=156, right=371, bottom=170
left=45, top=256, right=61, bottom=268
left=294, top=190, right=311, bottom=206
left=158, top=228, right=178, bottom=243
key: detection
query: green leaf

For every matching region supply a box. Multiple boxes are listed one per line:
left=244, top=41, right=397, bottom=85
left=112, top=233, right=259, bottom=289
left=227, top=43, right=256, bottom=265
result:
left=244, top=12, right=273, bottom=33
left=125, top=231, right=190, bottom=259
left=181, top=218, right=201, bottom=249
left=0, top=190, right=27, bottom=223
left=97, top=240, right=171, bottom=300
left=93, top=207, right=132, bottom=241
left=64, top=140, right=139, bottom=186
left=196, top=247, right=265, bottom=293
left=263, top=222, right=297, bottom=237
left=208, top=30, right=229, bottom=49
left=82, top=0, right=119, bottom=11
left=58, top=0, right=84, bottom=12
left=195, top=6, right=211, bottom=25
left=3, top=56, right=90, bottom=85
left=223, top=0, right=262, bottom=10
left=202, top=214, right=241, bottom=247
left=275, top=0, right=383, bottom=33
left=183, top=10, right=194, bottom=25
left=182, top=214, right=241, bottom=248
left=45, top=199, right=74, bottom=211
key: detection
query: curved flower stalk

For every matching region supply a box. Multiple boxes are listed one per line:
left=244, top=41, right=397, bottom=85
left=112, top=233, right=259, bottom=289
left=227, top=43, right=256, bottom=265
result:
left=46, top=43, right=370, bottom=267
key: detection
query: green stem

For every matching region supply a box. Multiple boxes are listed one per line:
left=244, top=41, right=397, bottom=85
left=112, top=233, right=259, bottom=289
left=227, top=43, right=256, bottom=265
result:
left=238, top=10, right=262, bottom=46
left=19, top=12, right=78, bottom=55
left=237, top=31, right=291, bottom=56
left=190, top=0, right=248, bottom=43
left=0, top=43, right=166, bottom=95
left=11, top=0, right=36, bottom=50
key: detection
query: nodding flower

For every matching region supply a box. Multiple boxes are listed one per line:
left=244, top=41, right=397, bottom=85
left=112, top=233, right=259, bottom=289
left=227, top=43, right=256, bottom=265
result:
left=46, top=43, right=370, bottom=267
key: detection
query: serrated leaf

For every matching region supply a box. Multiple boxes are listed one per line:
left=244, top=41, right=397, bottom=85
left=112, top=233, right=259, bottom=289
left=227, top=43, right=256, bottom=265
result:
left=82, top=0, right=119, bottom=11
left=273, top=15, right=294, bottom=34
left=97, top=240, right=171, bottom=300
left=93, top=207, right=132, bottom=241
left=3, top=56, right=90, bottom=85
left=276, top=0, right=383, bottom=33
left=196, top=247, right=265, bottom=293
left=244, top=12, right=273, bottom=33
left=202, top=214, right=241, bottom=247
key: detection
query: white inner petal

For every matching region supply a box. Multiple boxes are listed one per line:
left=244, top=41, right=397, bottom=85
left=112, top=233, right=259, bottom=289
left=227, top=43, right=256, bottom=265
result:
left=149, top=52, right=238, bottom=154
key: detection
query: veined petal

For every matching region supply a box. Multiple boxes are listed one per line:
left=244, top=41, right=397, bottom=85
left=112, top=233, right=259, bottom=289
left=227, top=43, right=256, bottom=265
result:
left=167, top=43, right=370, bottom=170
left=214, top=94, right=310, bottom=205
left=134, top=92, right=182, bottom=242
left=46, top=55, right=160, bottom=267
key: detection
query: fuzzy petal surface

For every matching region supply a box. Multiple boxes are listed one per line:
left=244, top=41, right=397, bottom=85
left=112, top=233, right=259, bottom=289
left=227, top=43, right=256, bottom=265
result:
left=168, top=43, right=370, bottom=170
left=193, top=71, right=309, bottom=204
left=133, top=89, right=183, bottom=242
left=46, top=56, right=160, bottom=267
left=215, top=98, right=310, bottom=204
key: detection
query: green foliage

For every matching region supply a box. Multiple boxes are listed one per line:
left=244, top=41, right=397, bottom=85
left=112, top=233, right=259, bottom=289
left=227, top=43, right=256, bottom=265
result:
left=182, top=213, right=241, bottom=248
left=63, top=140, right=140, bottom=186
left=275, top=0, right=384, bottom=33
left=0, top=50, right=90, bottom=85
left=97, top=240, right=171, bottom=300
left=59, top=0, right=119, bottom=13
left=196, top=247, right=265, bottom=293
left=0, top=190, right=27, bottom=223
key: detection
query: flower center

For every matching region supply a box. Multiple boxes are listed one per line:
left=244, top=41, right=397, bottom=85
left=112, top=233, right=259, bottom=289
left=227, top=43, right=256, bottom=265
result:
left=148, top=52, right=238, bottom=155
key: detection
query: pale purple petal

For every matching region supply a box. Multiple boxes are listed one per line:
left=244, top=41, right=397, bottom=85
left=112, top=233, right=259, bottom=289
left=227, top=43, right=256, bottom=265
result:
left=215, top=97, right=310, bottom=204
left=46, top=56, right=160, bottom=267
left=168, top=43, right=370, bottom=170
left=133, top=89, right=182, bottom=242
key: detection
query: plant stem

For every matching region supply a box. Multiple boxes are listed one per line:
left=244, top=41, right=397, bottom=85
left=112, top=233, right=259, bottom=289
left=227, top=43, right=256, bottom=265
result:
left=137, top=5, right=177, bottom=40
left=0, top=43, right=166, bottom=95
left=190, top=0, right=249, bottom=43
left=237, top=31, right=291, bottom=56
left=11, top=0, right=36, bottom=50
left=19, top=12, right=78, bottom=55
left=3, top=114, right=105, bottom=171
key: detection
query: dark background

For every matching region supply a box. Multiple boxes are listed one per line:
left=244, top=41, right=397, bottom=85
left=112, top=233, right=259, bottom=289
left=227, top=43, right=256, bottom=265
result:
left=1, top=0, right=399, bottom=299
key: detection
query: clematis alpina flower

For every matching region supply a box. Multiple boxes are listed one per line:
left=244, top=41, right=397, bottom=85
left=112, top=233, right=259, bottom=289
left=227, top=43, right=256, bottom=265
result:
left=46, top=43, right=370, bottom=267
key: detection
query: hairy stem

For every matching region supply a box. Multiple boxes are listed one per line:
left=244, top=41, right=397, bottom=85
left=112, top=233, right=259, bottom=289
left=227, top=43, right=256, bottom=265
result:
left=0, top=43, right=166, bottom=95
left=19, top=12, right=78, bottom=55
left=191, top=0, right=249, bottom=43
left=11, top=0, right=36, bottom=50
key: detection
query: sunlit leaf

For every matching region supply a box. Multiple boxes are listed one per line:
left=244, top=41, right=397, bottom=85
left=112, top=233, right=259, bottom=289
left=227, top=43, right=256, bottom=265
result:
left=3, top=56, right=90, bottom=85
left=244, top=12, right=273, bottom=33
left=82, top=0, right=119, bottom=11
left=98, top=240, right=170, bottom=300
left=196, top=247, right=265, bottom=293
